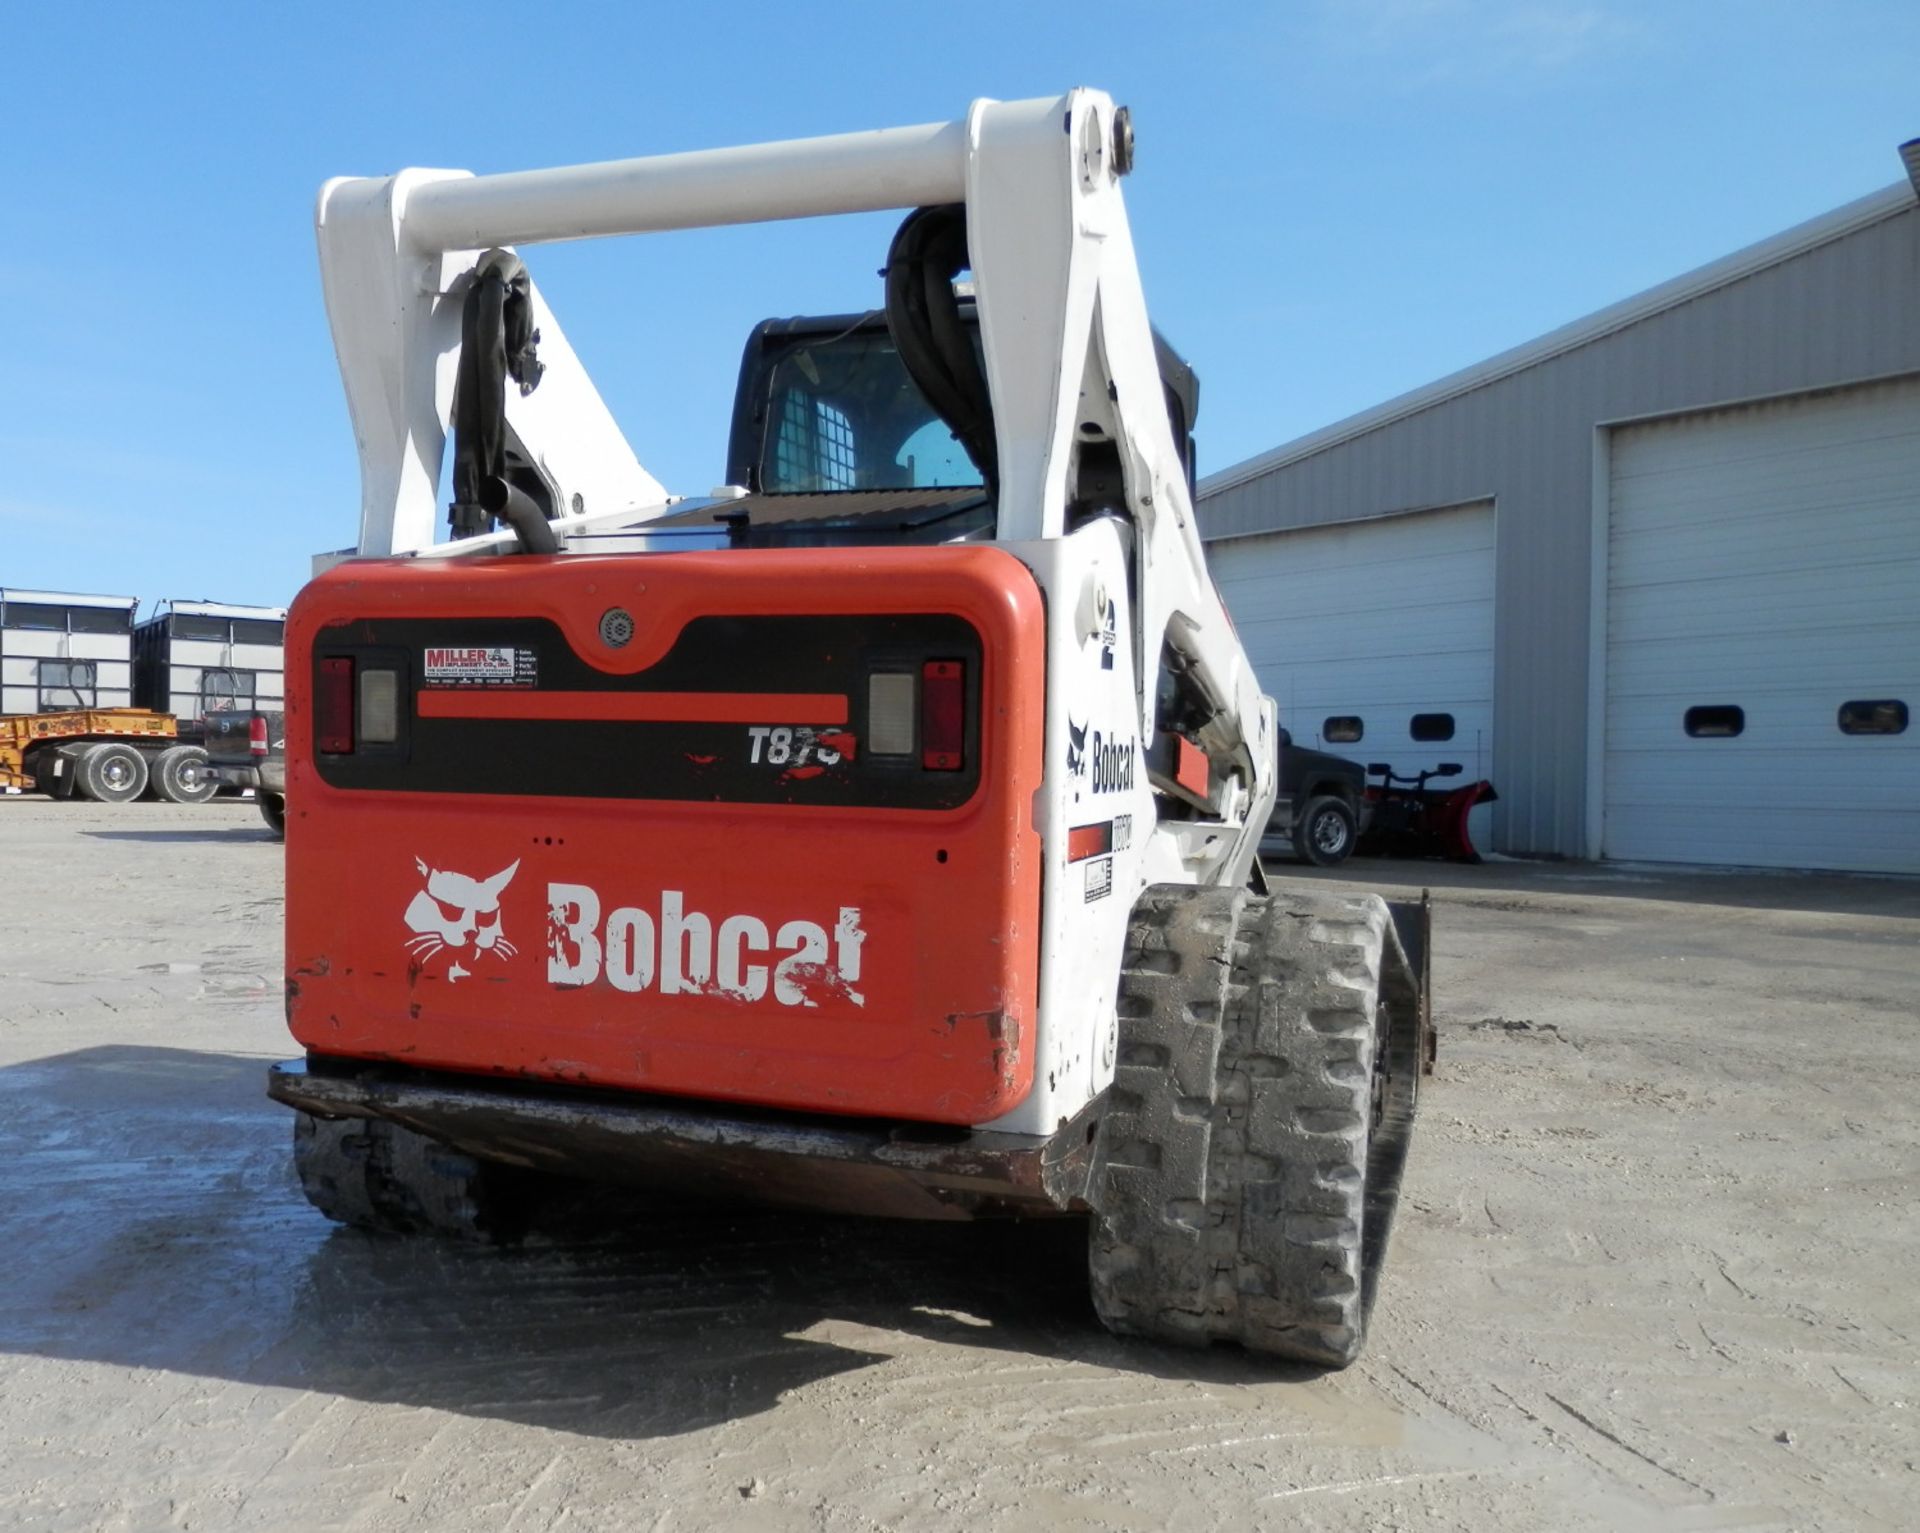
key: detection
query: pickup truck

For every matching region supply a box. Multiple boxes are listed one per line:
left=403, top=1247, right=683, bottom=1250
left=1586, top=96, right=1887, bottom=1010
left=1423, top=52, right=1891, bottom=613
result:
left=203, top=709, right=286, bottom=836
left=1262, top=728, right=1372, bottom=866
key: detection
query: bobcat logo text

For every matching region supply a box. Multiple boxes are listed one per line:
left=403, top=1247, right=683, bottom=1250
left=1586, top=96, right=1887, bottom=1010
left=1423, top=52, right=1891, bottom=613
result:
left=548, top=883, right=866, bottom=1008
left=1091, top=730, right=1136, bottom=794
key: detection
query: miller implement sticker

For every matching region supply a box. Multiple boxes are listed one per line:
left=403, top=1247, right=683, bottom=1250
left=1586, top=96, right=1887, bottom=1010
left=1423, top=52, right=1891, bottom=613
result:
left=421, top=646, right=538, bottom=687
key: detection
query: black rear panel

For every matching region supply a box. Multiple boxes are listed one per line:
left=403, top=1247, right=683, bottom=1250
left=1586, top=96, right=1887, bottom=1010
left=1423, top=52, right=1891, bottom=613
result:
left=310, top=614, right=983, bottom=809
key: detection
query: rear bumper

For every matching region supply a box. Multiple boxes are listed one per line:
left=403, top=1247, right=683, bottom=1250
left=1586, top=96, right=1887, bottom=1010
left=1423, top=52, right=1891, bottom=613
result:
left=267, top=1057, right=1098, bottom=1221
left=207, top=760, right=285, bottom=793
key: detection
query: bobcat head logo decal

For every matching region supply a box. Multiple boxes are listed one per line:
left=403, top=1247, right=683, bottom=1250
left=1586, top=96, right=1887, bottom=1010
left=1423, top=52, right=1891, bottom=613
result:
left=404, top=857, right=520, bottom=968
left=1066, top=716, right=1089, bottom=777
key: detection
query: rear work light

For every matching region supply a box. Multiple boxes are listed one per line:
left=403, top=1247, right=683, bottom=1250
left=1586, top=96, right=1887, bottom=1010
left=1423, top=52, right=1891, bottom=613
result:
left=358, top=668, right=400, bottom=745
left=248, top=716, right=269, bottom=756
left=867, top=672, right=917, bottom=757
left=316, top=657, right=355, bottom=754
left=920, top=659, right=965, bottom=771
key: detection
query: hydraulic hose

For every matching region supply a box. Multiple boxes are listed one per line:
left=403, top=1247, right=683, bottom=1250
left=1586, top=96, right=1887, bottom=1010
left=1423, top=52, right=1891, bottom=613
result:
left=480, top=476, right=561, bottom=555
left=449, top=249, right=552, bottom=549
left=883, top=206, right=998, bottom=498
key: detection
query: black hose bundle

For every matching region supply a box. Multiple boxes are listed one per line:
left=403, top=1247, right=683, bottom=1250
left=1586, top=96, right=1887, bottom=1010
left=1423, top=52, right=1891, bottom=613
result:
left=883, top=206, right=997, bottom=499
left=449, top=250, right=554, bottom=550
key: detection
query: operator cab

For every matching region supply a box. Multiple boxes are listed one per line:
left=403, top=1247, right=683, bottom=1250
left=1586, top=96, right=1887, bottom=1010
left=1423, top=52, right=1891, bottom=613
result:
left=634, top=304, right=1198, bottom=550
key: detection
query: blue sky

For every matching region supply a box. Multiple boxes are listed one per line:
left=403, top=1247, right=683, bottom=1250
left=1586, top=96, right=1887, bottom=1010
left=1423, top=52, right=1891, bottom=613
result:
left=3, top=2, right=1916, bottom=611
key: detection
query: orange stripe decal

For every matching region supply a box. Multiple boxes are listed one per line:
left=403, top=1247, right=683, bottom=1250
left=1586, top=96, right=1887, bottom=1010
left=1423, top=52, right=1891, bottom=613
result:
left=1066, top=821, right=1113, bottom=863
left=417, top=690, right=848, bottom=725
left=1175, top=735, right=1210, bottom=798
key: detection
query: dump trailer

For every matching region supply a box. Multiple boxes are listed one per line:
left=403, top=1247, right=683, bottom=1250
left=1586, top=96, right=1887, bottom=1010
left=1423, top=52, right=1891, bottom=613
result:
left=132, top=600, right=287, bottom=725
left=269, top=91, right=1432, bottom=1367
left=1, top=588, right=138, bottom=715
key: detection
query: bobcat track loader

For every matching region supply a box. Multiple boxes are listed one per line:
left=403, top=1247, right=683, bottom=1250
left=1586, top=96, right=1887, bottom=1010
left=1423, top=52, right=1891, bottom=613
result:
left=271, top=90, right=1431, bottom=1367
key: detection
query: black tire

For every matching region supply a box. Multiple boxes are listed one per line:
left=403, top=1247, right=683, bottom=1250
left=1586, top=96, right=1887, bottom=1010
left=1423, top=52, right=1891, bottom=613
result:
left=258, top=792, right=286, bottom=838
left=291, top=1111, right=536, bottom=1243
left=1292, top=794, right=1357, bottom=867
left=1088, top=884, right=1396, bottom=1367
left=151, top=744, right=217, bottom=805
left=23, top=746, right=77, bottom=799
left=77, top=742, right=149, bottom=804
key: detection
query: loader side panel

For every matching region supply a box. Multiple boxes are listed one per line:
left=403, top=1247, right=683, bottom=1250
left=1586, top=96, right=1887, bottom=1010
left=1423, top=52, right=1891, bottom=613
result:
left=284, top=547, right=1045, bottom=1125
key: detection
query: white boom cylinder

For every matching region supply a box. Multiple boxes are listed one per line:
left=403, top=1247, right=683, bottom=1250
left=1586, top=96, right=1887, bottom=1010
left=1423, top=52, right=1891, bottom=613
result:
left=400, top=117, right=975, bottom=253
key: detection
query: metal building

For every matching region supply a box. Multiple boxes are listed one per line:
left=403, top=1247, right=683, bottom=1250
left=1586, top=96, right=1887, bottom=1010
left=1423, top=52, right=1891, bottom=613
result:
left=0, top=588, right=139, bottom=715
left=132, top=601, right=287, bottom=722
left=1198, top=176, right=1920, bottom=874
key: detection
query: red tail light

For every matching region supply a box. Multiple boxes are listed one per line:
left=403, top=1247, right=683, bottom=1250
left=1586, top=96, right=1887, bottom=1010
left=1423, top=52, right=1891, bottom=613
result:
left=248, top=716, right=269, bottom=756
left=317, top=657, right=355, bottom=754
left=920, top=659, right=964, bottom=771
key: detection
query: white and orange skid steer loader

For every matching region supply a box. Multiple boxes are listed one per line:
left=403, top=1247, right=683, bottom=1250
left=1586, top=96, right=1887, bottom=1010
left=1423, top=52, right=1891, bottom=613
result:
left=270, top=90, right=1431, bottom=1367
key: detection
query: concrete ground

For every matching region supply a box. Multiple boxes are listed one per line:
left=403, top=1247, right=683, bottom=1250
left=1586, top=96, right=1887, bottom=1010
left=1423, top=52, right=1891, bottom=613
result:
left=0, top=797, right=1914, bottom=1531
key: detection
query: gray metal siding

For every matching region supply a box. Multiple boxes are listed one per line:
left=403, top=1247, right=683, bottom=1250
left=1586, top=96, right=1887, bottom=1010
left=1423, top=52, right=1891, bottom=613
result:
left=1198, top=202, right=1920, bottom=856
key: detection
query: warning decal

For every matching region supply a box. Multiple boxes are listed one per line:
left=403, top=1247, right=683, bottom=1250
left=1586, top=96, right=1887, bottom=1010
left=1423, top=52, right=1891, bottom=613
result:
left=422, top=646, right=538, bottom=688
left=1083, top=855, right=1113, bottom=903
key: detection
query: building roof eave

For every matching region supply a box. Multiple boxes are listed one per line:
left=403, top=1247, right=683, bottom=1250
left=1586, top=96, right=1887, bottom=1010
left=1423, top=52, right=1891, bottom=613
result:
left=1200, top=180, right=1918, bottom=500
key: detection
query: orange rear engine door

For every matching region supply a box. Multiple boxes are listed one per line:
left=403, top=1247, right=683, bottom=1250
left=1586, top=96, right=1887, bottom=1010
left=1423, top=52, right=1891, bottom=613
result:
left=284, top=546, right=1045, bottom=1126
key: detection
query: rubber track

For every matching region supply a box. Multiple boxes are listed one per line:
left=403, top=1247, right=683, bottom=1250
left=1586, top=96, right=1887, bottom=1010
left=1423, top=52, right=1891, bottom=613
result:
left=1088, top=884, right=1420, bottom=1366
left=291, top=1110, right=530, bottom=1243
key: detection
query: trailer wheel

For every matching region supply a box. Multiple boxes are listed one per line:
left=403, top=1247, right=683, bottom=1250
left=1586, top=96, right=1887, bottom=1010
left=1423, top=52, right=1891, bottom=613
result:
left=1292, top=795, right=1357, bottom=867
left=258, top=793, right=286, bottom=838
left=151, top=744, right=217, bottom=805
left=76, top=742, right=150, bottom=804
left=292, top=1111, right=536, bottom=1244
left=1088, top=884, right=1403, bottom=1367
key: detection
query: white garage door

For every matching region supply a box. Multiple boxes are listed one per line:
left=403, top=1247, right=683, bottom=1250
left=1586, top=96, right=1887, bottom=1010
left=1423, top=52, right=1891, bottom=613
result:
left=1209, top=501, right=1497, bottom=783
left=1605, top=376, right=1920, bottom=873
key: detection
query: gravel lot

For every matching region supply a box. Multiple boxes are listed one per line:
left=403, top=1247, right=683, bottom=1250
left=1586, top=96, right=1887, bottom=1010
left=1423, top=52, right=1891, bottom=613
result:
left=1, top=796, right=1915, bottom=1531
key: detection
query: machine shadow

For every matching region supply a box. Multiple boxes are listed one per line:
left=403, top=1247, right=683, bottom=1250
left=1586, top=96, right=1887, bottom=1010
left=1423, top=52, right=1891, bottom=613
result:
left=0, top=1046, right=1315, bottom=1443
left=1270, top=855, right=1920, bottom=921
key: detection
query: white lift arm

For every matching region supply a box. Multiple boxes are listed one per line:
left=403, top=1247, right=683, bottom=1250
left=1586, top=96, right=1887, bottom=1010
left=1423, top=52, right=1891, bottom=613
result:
left=317, top=91, right=1269, bottom=846
left=316, top=116, right=976, bottom=559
